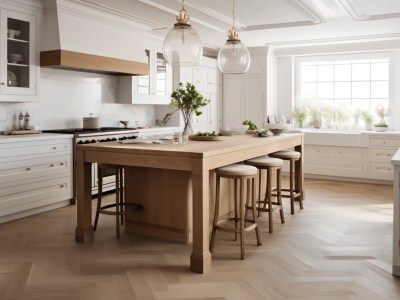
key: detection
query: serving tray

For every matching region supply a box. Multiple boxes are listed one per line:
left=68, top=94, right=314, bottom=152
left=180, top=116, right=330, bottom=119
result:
left=189, top=135, right=222, bottom=141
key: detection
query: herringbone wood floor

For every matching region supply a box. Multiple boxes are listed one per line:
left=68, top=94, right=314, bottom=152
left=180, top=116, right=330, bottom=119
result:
left=0, top=179, right=399, bottom=299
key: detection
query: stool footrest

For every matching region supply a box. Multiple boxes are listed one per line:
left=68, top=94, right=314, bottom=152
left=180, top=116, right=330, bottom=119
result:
left=216, top=218, right=258, bottom=234
left=99, top=203, right=142, bottom=216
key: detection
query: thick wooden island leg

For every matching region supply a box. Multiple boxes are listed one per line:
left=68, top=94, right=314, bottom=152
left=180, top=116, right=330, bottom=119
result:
left=294, top=139, right=305, bottom=202
left=190, top=158, right=212, bottom=273
left=75, top=149, right=94, bottom=243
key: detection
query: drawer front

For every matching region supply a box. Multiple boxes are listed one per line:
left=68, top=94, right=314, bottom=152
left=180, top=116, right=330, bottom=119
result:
left=369, top=138, right=400, bottom=147
left=370, top=162, right=393, bottom=180
left=0, top=177, right=72, bottom=217
left=0, top=155, right=72, bottom=184
left=0, top=176, right=72, bottom=206
left=369, top=148, right=397, bottom=162
left=0, top=139, right=72, bottom=159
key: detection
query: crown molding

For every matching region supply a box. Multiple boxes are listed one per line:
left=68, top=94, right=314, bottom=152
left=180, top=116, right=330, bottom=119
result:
left=241, top=20, right=317, bottom=32
left=56, top=0, right=166, bottom=34
left=267, top=33, right=400, bottom=47
left=138, top=0, right=226, bottom=33
left=0, top=0, right=42, bottom=12
left=287, top=0, right=326, bottom=24
left=335, top=0, right=400, bottom=21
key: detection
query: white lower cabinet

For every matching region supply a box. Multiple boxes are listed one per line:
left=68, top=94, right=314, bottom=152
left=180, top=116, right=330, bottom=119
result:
left=304, top=145, right=368, bottom=178
left=368, top=136, right=400, bottom=180
left=0, top=136, right=73, bottom=223
left=300, top=134, right=400, bottom=181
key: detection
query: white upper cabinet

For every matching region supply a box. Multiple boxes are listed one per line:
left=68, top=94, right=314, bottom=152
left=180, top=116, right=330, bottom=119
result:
left=117, top=48, right=172, bottom=105
left=174, top=57, right=222, bottom=133
left=0, top=9, right=38, bottom=102
left=222, top=47, right=268, bottom=129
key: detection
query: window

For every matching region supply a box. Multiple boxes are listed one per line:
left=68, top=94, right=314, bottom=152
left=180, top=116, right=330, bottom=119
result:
left=296, top=55, right=390, bottom=115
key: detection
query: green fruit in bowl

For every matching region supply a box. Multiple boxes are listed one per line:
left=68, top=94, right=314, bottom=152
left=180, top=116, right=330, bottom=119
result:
left=255, top=130, right=269, bottom=137
left=243, top=120, right=258, bottom=130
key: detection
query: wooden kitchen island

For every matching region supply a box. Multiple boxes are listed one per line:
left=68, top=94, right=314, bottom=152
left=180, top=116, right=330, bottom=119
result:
left=75, top=133, right=304, bottom=273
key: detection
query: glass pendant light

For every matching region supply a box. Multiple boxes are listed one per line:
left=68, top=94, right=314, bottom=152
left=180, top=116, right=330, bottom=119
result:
left=163, top=0, right=203, bottom=67
left=217, top=0, right=251, bottom=74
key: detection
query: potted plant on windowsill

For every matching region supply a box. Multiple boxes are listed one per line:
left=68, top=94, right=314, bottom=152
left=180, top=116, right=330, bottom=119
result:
left=170, top=82, right=210, bottom=143
left=373, top=105, right=390, bottom=132
left=292, top=106, right=307, bottom=128
left=358, top=110, right=373, bottom=131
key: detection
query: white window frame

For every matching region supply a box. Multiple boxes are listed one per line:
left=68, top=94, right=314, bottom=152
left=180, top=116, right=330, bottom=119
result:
left=295, top=51, right=394, bottom=121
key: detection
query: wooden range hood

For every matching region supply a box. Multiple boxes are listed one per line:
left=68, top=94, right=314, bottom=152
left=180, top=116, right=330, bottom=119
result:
left=40, top=50, right=148, bottom=76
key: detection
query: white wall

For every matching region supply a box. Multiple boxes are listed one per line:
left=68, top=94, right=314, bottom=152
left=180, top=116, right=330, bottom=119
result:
left=0, top=68, right=156, bottom=131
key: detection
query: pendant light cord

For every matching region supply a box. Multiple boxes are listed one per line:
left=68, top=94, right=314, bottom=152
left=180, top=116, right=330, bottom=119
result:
left=232, top=0, right=236, bottom=30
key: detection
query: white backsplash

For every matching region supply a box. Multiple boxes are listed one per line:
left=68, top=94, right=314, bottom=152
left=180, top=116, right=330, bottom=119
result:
left=0, top=68, right=156, bottom=131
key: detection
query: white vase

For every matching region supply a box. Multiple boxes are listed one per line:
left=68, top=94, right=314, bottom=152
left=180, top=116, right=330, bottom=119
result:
left=365, top=122, right=373, bottom=131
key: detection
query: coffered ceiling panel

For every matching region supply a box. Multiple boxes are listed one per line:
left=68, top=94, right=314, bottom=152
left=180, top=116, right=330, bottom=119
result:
left=80, top=0, right=400, bottom=48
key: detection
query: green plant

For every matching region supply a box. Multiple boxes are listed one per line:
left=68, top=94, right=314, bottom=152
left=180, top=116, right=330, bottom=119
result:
left=373, top=123, right=388, bottom=127
left=358, top=110, right=373, bottom=123
left=308, top=106, right=322, bottom=128
left=374, top=105, right=390, bottom=126
left=292, top=106, right=307, bottom=128
left=170, top=82, right=210, bottom=134
left=243, top=120, right=258, bottom=130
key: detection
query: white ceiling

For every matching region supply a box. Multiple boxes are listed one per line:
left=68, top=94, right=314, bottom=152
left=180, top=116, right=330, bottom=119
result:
left=81, top=0, right=400, bottom=50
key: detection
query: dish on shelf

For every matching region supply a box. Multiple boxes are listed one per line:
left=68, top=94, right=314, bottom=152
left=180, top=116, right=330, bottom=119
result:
left=8, top=54, right=23, bottom=64
left=7, top=71, right=17, bottom=87
left=189, top=135, right=222, bottom=141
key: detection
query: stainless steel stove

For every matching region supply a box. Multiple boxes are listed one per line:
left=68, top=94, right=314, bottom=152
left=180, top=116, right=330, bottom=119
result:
left=44, top=127, right=139, bottom=204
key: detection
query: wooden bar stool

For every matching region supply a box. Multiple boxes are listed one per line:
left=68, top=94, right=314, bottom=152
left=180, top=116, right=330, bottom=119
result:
left=210, top=164, right=262, bottom=260
left=93, top=164, right=142, bottom=237
left=245, top=156, right=285, bottom=233
left=269, top=150, right=304, bottom=215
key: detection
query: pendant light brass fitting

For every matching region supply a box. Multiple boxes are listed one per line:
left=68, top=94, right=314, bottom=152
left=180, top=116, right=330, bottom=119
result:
left=227, top=27, right=241, bottom=42
left=175, top=1, right=191, bottom=26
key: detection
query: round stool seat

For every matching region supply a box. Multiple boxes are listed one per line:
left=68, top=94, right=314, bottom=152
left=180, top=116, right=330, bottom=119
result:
left=246, top=156, right=283, bottom=168
left=216, top=164, right=257, bottom=177
left=269, top=150, right=301, bottom=160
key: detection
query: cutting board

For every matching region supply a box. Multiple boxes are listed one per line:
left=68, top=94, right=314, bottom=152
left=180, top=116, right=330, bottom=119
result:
left=7, top=130, right=42, bottom=135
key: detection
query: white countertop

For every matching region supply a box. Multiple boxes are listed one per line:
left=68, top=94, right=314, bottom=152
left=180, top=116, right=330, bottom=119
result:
left=294, top=128, right=400, bottom=147
left=0, top=133, right=74, bottom=143
left=0, top=127, right=181, bottom=143
left=392, top=148, right=400, bottom=166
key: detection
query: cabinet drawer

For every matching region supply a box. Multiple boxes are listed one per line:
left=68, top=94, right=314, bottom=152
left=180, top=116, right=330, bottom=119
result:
left=0, top=155, right=72, bottom=184
left=369, top=138, right=400, bottom=147
left=370, top=162, right=393, bottom=180
left=0, top=177, right=72, bottom=217
left=0, top=139, right=72, bottom=159
left=369, top=148, right=397, bottom=162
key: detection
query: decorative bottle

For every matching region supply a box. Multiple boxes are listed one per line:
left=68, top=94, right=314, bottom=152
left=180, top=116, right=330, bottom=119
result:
left=24, top=112, right=30, bottom=130
left=18, top=111, right=24, bottom=130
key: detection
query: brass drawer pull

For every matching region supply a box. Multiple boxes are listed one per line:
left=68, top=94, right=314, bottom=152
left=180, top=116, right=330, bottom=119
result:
left=53, top=146, right=57, bottom=150
left=60, top=184, right=64, bottom=188
left=60, top=162, right=64, bottom=166
left=50, top=164, right=55, bottom=167
left=26, top=167, right=31, bottom=171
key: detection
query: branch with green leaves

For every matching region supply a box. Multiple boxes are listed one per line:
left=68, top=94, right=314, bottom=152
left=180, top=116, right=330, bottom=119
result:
left=170, top=82, right=210, bottom=129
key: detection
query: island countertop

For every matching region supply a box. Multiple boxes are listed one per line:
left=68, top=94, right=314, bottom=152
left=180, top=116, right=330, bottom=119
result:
left=75, top=133, right=304, bottom=274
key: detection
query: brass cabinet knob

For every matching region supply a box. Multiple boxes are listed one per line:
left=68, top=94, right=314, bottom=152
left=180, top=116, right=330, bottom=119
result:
left=60, top=162, right=64, bottom=166
left=50, top=164, right=54, bottom=167
left=53, top=146, right=57, bottom=150
left=26, top=167, right=31, bottom=171
left=60, top=184, right=64, bottom=188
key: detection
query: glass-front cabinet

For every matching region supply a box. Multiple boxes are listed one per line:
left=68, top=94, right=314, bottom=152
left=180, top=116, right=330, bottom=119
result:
left=117, top=48, right=172, bottom=105
left=0, top=9, right=37, bottom=100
